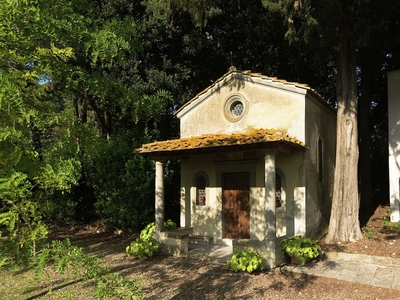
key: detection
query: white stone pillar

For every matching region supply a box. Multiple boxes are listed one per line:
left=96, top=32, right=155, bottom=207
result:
left=388, top=70, right=400, bottom=222
left=294, top=187, right=306, bottom=236
left=264, top=150, right=277, bottom=240
left=155, top=160, right=165, bottom=230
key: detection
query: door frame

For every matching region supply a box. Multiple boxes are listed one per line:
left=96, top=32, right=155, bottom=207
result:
left=222, top=172, right=250, bottom=238
left=214, top=158, right=257, bottom=239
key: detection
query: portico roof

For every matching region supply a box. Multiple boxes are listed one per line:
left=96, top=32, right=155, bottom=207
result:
left=134, top=128, right=306, bottom=158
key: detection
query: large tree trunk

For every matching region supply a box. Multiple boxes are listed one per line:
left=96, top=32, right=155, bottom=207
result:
left=325, top=20, right=363, bottom=242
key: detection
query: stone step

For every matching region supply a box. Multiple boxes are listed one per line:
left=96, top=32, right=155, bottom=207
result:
left=189, top=235, right=213, bottom=245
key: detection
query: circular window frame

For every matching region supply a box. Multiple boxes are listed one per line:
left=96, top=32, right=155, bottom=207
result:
left=223, top=94, right=248, bottom=122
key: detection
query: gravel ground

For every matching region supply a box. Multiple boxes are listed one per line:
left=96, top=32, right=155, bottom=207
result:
left=101, top=253, right=400, bottom=300
left=48, top=204, right=400, bottom=299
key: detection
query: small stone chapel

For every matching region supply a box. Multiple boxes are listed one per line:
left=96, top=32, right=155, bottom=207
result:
left=134, top=68, right=336, bottom=267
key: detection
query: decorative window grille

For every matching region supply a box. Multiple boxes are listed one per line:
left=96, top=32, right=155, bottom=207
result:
left=276, top=174, right=282, bottom=208
left=230, top=101, right=244, bottom=117
left=197, top=175, right=206, bottom=206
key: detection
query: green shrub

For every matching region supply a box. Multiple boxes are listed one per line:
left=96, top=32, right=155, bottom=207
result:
left=227, top=250, right=265, bottom=273
left=139, top=222, right=157, bottom=240
left=126, top=222, right=160, bottom=259
left=382, top=216, right=390, bottom=225
left=363, top=229, right=375, bottom=239
left=382, top=216, right=400, bottom=230
left=164, top=219, right=177, bottom=230
left=126, top=220, right=177, bottom=259
left=126, top=237, right=161, bottom=259
left=281, top=236, right=321, bottom=266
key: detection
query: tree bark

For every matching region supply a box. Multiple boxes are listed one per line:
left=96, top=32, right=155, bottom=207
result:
left=325, top=18, right=363, bottom=242
left=87, top=97, right=112, bottom=140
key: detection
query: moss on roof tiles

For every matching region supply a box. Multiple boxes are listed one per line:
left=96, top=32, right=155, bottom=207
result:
left=134, top=128, right=305, bottom=154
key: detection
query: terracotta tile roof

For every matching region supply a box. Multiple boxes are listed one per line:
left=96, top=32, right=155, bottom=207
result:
left=175, top=67, right=330, bottom=116
left=134, top=129, right=306, bottom=156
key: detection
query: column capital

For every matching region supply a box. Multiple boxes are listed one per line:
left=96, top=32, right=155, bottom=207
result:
left=263, top=148, right=279, bottom=156
left=155, top=158, right=167, bottom=164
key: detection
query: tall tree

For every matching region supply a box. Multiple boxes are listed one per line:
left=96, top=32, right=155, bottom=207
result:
left=0, top=0, right=145, bottom=236
left=261, top=0, right=400, bottom=241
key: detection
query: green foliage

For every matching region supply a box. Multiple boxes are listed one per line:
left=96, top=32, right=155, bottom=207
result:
left=382, top=216, right=400, bottom=230
left=164, top=219, right=177, bottom=230
left=227, top=250, right=265, bottom=273
left=144, top=0, right=222, bottom=27
left=262, top=0, right=318, bottom=43
left=363, top=230, right=375, bottom=239
left=94, top=273, right=144, bottom=300
left=139, top=222, right=157, bottom=240
left=281, top=236, right=321, bottom=266
left=126, top=237, right=161, bottom=259
left=89, top=132, right=155, bottom=232
left=383, top=216, right=390, bottom=225
left=32, top=239, right=144, bottom=299
left=0, top=172, right=49, bottom=266
left=33, top=239, right=108, bottom=279
left=126, top=222, right=162, bottom=259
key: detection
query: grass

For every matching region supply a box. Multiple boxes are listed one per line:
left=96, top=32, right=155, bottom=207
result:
left=0, top=266, right=94, bottom=299
left=363, top=230, right=375, bottom=239
left=382, top=216, right=400, bottom=230
left=0, top=234, right=140, bottom=300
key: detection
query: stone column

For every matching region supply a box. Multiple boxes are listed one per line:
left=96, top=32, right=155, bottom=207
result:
left=264, top=150, right=277, bottom=240
left=155, top=160, right=165, bottom=230
left=388, top=70, right=400, bottom=222
left=294, top=187, right=306, bottom=236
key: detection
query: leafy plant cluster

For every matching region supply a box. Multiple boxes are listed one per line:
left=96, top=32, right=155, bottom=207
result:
left=227, top=250, right=265, bottom=273
left=363, top=229, right=375, bottom=239
left=282, top=236, right=321, bottom=266
left=164, top=219, right=177, bottom=230
left=33, top=239, right=144, bottom=299
left=126, top=222, right=160, bottom=259
left=126, top=220, right=177, bottom=259
left=382, top=216, right=400, bottom=230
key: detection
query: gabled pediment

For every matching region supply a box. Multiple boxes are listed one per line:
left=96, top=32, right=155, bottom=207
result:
left=175, top=68, right=323, bottom=119
left=175, top=69, right=330, bottom=141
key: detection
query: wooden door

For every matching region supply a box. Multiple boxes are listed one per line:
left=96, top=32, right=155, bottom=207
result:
left=223, top=172, right=250, bottom=239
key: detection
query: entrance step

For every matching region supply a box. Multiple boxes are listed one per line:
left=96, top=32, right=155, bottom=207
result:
left=189, top=235, right=213, bottom=245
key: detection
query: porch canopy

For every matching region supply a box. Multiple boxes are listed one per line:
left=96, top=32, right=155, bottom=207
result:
left=134, top=128, right=306, bottom=157
left=134, top=128, right=306, bottom=234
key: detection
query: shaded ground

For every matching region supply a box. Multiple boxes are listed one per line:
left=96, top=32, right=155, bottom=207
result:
left=319, top=205, right=400, bottom=258
left=34, top=204, right=400, bottom=299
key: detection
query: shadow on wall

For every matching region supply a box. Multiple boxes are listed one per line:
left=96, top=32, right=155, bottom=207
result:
left=189, top=193, right=224, bottom=241
left=389, top=103, right=400, bottom=221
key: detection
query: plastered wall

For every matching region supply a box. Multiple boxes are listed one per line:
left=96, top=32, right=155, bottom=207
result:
left=180, top=151, right=305, bottom=244
left=388, top=70, right=400, bottom=222
left=304, top=95, right=336, bottom=238
left=178, top=74, right=306, bottom=141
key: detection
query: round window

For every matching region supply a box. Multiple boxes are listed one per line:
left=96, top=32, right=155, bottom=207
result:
left=224, top=95, right=247, bottom=122
left=230, top=101, right=244, bottom=117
